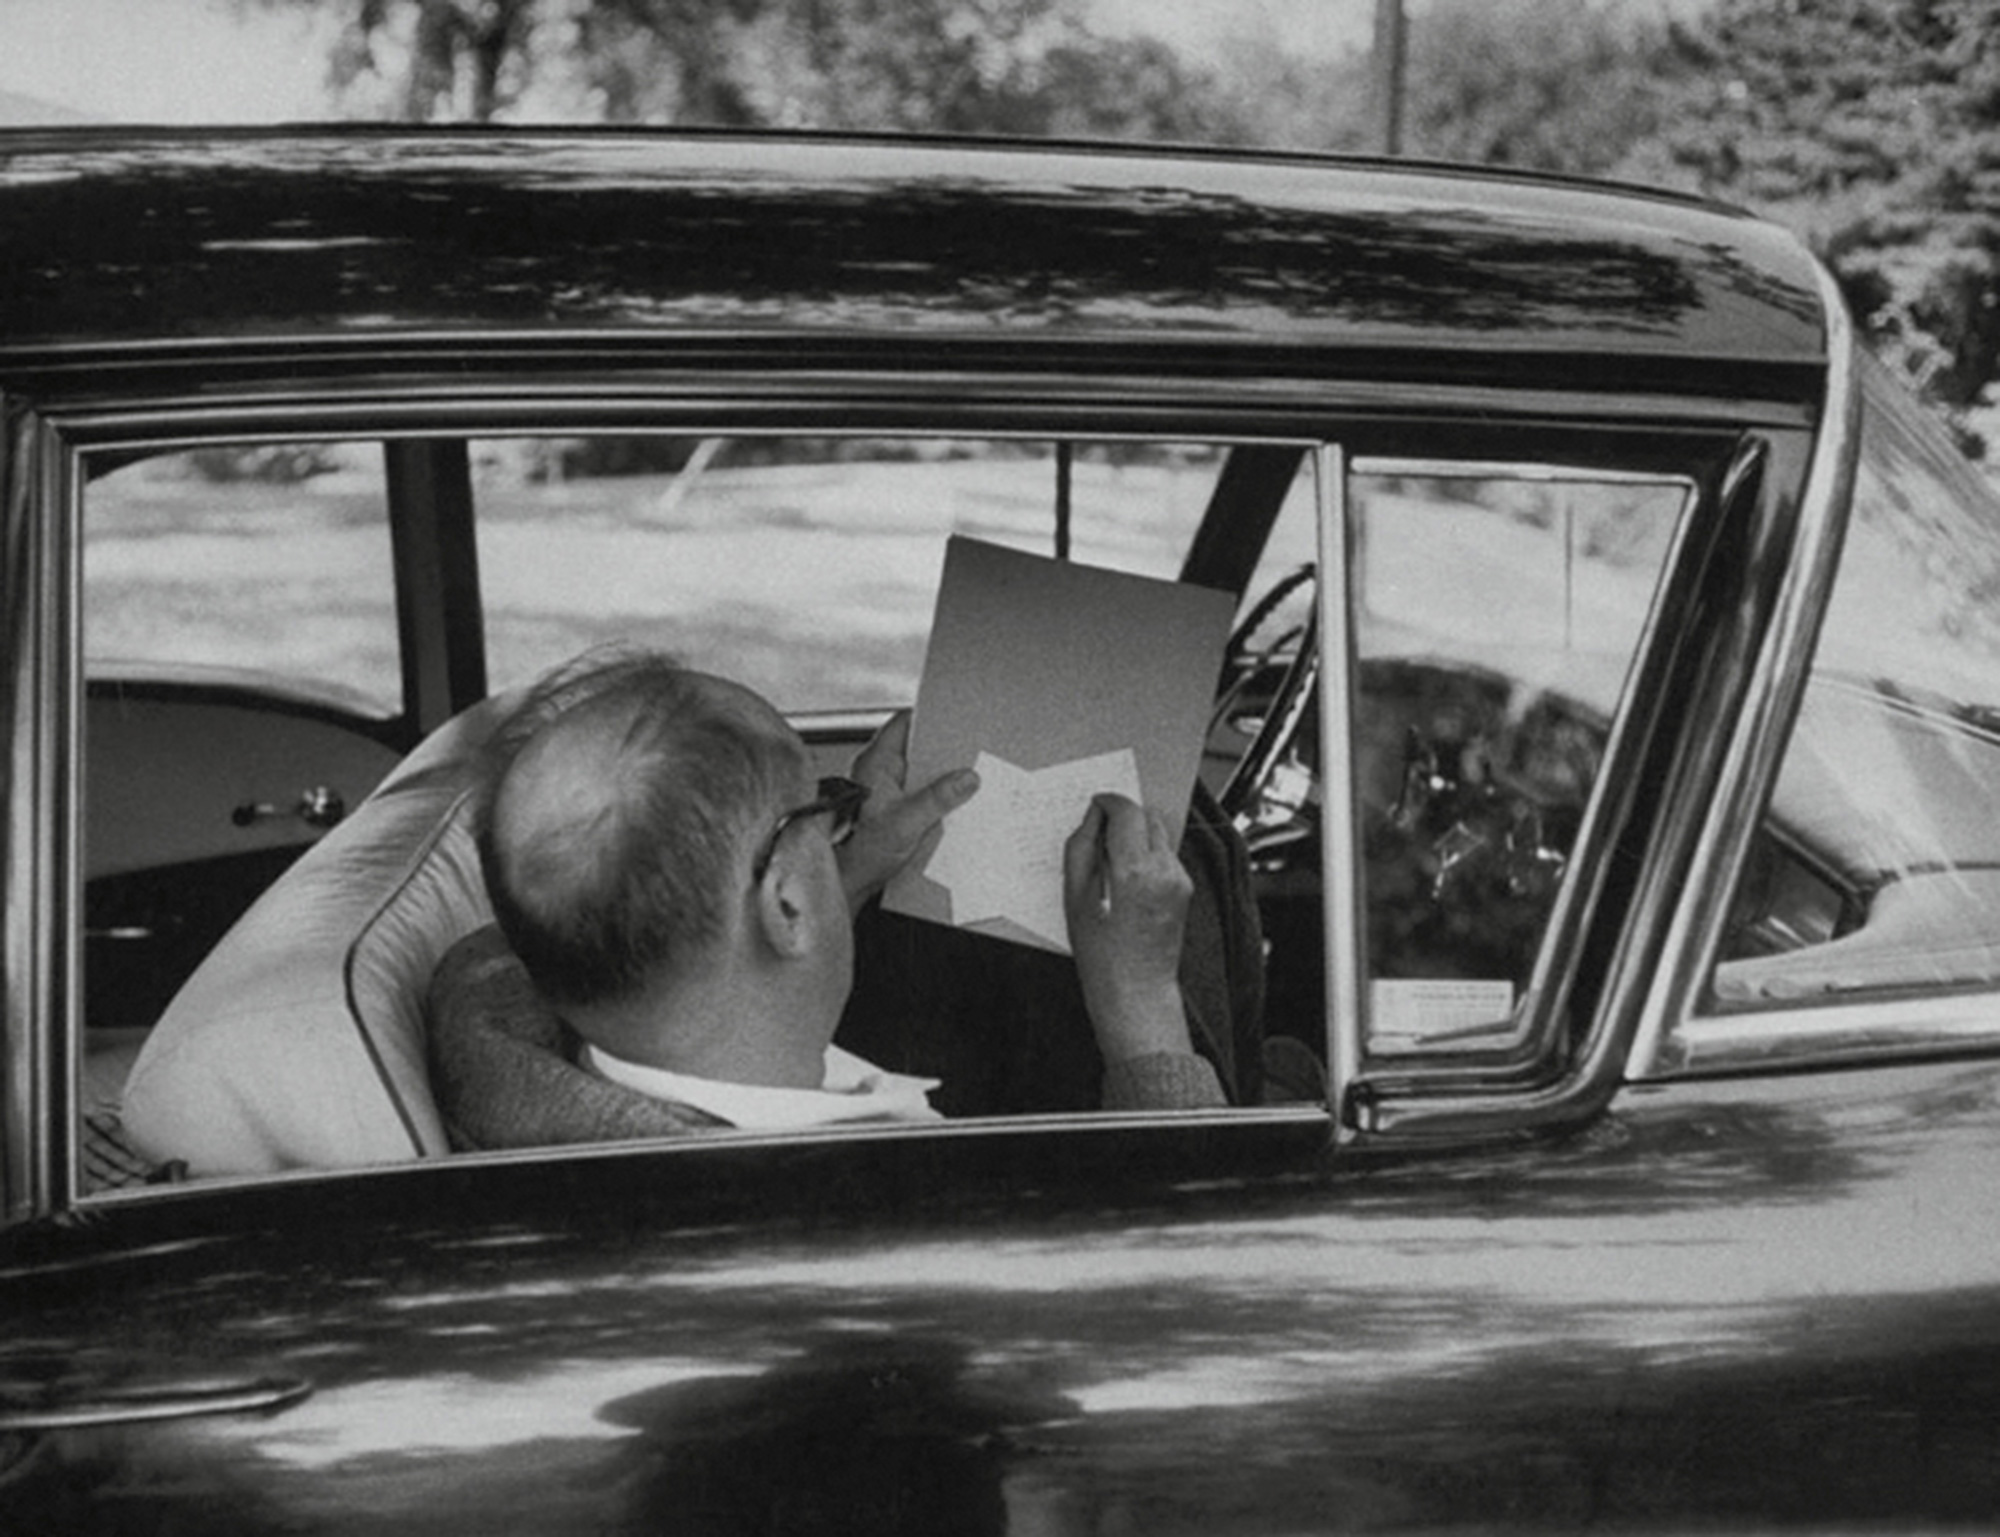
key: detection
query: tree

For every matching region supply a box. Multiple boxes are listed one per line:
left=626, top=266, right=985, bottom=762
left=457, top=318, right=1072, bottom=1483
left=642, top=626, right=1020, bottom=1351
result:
left=238, top=0, right=1221, bottom=139
left=1401, top=0, right=1684, bottom=175
left=319, top=0, right=540, bottom=121
left=1199, top=33, right=1372, bottom=156
left=1200, top=0, right=1681, bottom=170
left=733, top=2, right=1226, bottom=140
left=1627, top=0, right=2000, bottom=435
left=235, top=0, right=768, bottom=122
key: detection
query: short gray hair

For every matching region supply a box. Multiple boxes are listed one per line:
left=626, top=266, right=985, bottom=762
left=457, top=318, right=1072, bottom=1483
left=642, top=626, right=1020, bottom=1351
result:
left=475, top=650, right=797, bottom=1009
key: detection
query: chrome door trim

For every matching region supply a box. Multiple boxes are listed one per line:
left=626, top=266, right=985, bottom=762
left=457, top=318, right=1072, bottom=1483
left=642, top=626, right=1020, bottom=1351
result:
left=1664, top=992, right=2000, bottom=1075
left=1, top=407, right=77, bottom=1222
left=1316, top=446, right=1364, bottom=1141
left=36, top=373, right=1817, bottom=448
left=1628, top=260, right=1864, bottom=1079
left=1344, top=434, right=1784, bottom=1138
left=1350, top=458, right=1698, bottom=486
left=0, top=398, right=31, bottom=1223
left=1336, top=448, right=1720, bottom=1134
left=0, top=1375, right=313, bottom=1432
left=1342, top=458, right=1702, bottom=1083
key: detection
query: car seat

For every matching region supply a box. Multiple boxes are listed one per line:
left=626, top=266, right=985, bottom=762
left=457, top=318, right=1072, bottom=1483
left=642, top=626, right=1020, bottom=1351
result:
left=121, top=690, right=519, bottom=1176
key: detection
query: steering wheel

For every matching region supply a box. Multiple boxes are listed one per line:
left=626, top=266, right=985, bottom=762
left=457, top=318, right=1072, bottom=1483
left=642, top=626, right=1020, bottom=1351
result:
left=1215, top=565, right=1320, bottom=837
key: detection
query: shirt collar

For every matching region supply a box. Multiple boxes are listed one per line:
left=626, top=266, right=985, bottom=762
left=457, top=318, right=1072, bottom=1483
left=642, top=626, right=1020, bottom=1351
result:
left=580, top=1042, right=942, bottom=1130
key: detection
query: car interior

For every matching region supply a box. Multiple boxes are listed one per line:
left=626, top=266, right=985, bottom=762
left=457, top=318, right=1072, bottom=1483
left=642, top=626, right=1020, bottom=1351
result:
left=75, top=421, right=1909, bottom=1186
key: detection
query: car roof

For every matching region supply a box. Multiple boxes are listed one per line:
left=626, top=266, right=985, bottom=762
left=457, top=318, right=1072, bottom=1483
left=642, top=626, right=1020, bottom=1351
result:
left=0, top=126, right=1828, bottom=398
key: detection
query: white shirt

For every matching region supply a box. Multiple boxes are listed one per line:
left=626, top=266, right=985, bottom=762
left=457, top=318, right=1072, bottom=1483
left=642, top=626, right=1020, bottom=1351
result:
left=580, top=1042, right=943, bottom=1130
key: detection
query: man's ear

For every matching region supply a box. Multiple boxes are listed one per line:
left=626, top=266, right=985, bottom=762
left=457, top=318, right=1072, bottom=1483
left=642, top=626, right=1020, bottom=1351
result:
left=752, top=856, right=817, bottom=961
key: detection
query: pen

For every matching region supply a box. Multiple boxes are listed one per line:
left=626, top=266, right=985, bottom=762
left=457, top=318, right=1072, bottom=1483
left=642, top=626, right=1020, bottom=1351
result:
left=1097, top=815, right=1113, bottom=916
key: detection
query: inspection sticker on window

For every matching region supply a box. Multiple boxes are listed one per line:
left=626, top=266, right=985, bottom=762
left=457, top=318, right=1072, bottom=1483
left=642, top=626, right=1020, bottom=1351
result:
left=1370, top=979, right=1516, bottom=1045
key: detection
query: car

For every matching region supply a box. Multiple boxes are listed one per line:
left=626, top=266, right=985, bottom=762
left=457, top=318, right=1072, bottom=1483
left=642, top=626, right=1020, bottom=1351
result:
left=4, top=124, right=2000, bottom=1532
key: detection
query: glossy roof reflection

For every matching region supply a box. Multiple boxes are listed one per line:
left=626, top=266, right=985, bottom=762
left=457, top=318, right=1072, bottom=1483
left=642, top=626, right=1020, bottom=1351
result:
left=0, top=128, right=1826, bottom=380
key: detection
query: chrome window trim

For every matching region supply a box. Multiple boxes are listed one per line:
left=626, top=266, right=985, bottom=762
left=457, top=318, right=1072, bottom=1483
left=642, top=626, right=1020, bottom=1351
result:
left=0, top=398, right=30, bottom=1222
left=55, top=421, right=84, bottom=1215
left=1317, top=446, right=1364, bottom=1142
left=49, top=410, right=1342, bottom=1212
left=19, top=393, right=1803, bottom=1208
left=1335, top=457, right=1705, bottom=1136
left=1346, top=458, right=1702, bottom=1077
left=2, top=408, right=78, bottom=1222
left=78, top=1102, right=1334, bottom=1209
left=1350, top=458, right=1699, bottom=487
left=1665, top=991, right=2000, bottom=1076
left=1630, top=260, right=1874, bottom=1080
left=66, top=413, right=1314, bottom=455
left=35, top=372, right=1819, bottom=449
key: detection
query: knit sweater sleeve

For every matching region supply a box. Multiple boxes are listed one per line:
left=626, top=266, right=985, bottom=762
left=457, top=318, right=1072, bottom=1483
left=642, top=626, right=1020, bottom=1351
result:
left=426, top=925, right=727, bottom=1150
left=1099, top=1050, right=1228, bottom=1111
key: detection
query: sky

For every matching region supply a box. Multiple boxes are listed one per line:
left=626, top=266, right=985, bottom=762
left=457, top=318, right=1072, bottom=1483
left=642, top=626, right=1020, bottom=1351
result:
left=0, top=0, right=1710, bottom=126
left=0, top=0, right=331, bottom=122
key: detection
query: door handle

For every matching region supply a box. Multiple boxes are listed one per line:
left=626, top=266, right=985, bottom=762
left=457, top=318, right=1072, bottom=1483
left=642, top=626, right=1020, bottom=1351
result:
left=231, top=786, right=346, bottom=830
left=0, top=1375, right=311, bottom=1431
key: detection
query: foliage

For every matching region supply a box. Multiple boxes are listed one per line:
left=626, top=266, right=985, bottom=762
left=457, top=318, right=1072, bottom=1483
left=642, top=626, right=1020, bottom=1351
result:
left=237, top=1, right=1686, bottom=168
left=1201, top=0, right=1681, bottom=170
left=1402, top=0, right=1684, bottom=175
left=1194, top=34, right=1370, bottom=156
left=322, top=0, right=542, bottom=121
left=182, top=443, right=345, bottom=484
left=236, top=0, right=1221, bottom=140
left=1627, top=0, right=2000, bottom=437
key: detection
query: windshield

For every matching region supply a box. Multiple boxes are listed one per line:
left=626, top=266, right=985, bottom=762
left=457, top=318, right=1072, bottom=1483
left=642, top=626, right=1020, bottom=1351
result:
left=1713, top=351, right=2000, bottom=1005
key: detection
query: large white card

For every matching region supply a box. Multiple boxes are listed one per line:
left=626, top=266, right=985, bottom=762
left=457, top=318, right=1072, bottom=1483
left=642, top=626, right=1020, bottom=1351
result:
left=924, top=748, right=1142, bottom=954
left=882, top=536, right=1237, bottom=952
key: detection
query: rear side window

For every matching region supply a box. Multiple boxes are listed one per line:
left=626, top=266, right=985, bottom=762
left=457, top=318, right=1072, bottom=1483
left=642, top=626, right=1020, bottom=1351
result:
left=81, top=442, right=404, bottom=1036
left=469, top=436, right=1214, bottom=712
left=85, top=442, right=400, bottom=716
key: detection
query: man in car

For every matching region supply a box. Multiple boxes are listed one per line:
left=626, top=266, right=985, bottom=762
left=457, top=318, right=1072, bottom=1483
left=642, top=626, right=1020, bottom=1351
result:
left=427, top=648, right=1242, bottom=1147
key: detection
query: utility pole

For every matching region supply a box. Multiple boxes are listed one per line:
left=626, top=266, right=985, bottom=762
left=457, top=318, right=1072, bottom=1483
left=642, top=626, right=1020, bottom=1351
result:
left=1373, top=0, right=1407, bottom=155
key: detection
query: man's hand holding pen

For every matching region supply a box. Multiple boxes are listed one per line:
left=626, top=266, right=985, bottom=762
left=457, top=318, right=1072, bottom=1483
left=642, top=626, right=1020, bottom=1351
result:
left=1063, top=792, right=1196, bottom=1065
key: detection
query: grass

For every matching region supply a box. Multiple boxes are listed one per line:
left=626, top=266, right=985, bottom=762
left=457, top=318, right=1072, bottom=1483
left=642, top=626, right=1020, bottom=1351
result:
left=84, top=448, right=1224, bottom=715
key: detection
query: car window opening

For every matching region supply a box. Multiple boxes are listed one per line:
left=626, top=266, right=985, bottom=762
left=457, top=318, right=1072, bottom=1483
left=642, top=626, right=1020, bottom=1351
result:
left=80, top=433, right=1333, bottom=1189
left=73, top=428, right=1739, bottom=1189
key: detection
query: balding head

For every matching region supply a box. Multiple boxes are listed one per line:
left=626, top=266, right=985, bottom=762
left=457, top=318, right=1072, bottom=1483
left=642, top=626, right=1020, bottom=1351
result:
left=477, top=654, right=805, bottom=1010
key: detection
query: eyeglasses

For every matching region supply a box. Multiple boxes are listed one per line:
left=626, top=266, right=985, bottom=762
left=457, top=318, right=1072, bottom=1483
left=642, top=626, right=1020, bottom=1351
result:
left=750, top=775, right=870, bottom=882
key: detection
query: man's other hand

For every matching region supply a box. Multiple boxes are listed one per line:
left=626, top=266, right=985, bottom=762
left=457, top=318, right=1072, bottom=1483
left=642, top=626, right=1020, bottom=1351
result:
left=1063, top=793, right=1194, bottom=1062
left=839, top=710, right=979, bottom=912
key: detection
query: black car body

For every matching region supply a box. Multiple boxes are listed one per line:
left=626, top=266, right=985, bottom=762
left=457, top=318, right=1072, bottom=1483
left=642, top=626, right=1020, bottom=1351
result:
left=3, top=128, right=1999, bottom=1531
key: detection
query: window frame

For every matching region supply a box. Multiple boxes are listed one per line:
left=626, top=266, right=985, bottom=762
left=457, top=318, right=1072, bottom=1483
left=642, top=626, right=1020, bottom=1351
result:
left=6, top=381, right=1801, bottom=1218
left=1337, top=455, right=1703, bottom=1081
left=38, top=408, right=1341, bottom=1214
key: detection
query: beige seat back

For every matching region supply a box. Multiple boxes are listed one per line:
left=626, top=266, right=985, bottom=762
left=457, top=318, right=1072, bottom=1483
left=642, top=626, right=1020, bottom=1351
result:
left=123, top=694, right=516, bottom=1176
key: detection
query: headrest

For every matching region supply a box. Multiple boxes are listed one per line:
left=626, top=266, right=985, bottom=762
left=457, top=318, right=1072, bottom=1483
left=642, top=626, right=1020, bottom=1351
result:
left=123, top=693, right=516, bottom=1176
